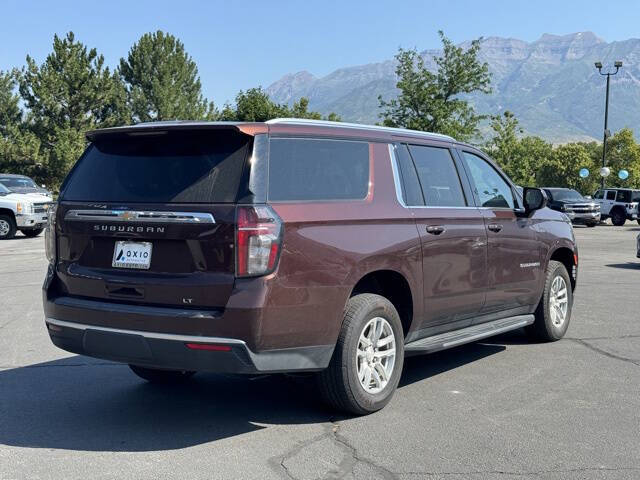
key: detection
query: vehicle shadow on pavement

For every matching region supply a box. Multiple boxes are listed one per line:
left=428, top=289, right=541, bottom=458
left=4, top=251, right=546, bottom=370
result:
left=605, top=262, right=640, bottom=270
left=0, top=343, right=505, bottom=453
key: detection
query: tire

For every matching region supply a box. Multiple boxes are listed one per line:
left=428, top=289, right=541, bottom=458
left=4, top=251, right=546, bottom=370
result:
left=317, top=293, right=404, bottom=415
left=129, top=364, right=196, bottom=383
left=0, top=214, right=17, bottom=240
left=20, top=227, right=44, bottom=238
left=610, top=208, right=626, bottom=226
left=637, top=219, right=640, bottom=226
left=527, top=260, right=572, bottom=342
left=586, top=222, right=597, bottom=228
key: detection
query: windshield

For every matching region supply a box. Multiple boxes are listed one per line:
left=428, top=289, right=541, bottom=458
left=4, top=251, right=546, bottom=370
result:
left=0, top=183, right=10, bottom=194
left=61, top=130, right=250, bottom=203
left=0, top=177, right=37, bottom=188
left=547, top=189, right=584, bottom=201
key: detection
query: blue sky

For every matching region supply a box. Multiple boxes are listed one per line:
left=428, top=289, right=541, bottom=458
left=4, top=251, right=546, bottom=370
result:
left=2, top=0, right=639, bottom=105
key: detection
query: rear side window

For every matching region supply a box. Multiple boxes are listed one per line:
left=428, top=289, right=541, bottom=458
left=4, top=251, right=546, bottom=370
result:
left=62, top=130, right=250, bottom=203
left=616, top=190, right=631, bottom=202
left=268, top=138, right=369, bottom=201
left=407, top=145, right=466, bottom=207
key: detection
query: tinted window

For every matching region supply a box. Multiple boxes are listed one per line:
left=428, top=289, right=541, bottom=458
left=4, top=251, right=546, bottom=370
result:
left=606, top=191, right=617, bottom=200
left=0, top=177, right=36, bottom=188
left=462, top=152, right=515, bottom=209
left=62, top=130, right=250, bottom=203
left=616, top=190, right=631, bottom=202
left=407, top=145, right=466, bottom=207
left=268, top=138, right=369, bottom=201
left=395, top=144, right=424, bottom=206
left=547, top=189, right=584, bottom=201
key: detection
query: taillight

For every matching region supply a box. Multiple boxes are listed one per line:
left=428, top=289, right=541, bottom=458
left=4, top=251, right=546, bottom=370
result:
left=44, top=203, right=57, bottom=262
left=236, top=205, right=282, bottom=277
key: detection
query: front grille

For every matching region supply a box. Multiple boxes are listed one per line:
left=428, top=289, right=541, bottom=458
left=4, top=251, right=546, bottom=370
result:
left=565, top=204, right=599, bottom=213
left=33, top=203, right=51, bottom=214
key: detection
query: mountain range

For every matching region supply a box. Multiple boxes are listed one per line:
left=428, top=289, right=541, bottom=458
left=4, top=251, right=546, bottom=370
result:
left=266, top=32, right=640, bottom=143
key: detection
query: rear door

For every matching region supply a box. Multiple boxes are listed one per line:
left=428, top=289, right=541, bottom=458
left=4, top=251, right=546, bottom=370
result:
left=458, top=150, right=542, bottom=317
left=603, top=190, right=617, bottom=215
left=55, top=128, right=253, bottom=309
left=394, top=143, right=487, bottom=334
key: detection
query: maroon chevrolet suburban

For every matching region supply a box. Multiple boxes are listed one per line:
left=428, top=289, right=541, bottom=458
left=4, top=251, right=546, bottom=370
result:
left=43, top=119, right=577, bottom=414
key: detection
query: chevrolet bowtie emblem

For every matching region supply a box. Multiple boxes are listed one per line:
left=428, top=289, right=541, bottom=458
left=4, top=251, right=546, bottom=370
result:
left=121, top=211, right=137, bottom=221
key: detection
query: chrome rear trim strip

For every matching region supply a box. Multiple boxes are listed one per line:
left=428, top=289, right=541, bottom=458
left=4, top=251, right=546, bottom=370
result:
left=46, top=317, right=245, bottom=345
left=64, top=210, right=215, bottom=224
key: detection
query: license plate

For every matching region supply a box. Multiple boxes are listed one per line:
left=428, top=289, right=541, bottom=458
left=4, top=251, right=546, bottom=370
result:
left=112, top=241, right=152, bottom=269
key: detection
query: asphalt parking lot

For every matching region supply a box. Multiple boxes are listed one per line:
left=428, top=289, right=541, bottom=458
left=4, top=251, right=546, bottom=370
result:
left=1, top=224, right=639, bottom=480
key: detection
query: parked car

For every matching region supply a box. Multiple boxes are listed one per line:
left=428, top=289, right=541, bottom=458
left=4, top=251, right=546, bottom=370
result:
left=592, top=188, right=639, bottom=226
left=0, top=182, right=53, bottom=239
left=0, top=173, right=52, bottom=198
left=543, top=188, right=600, bottom=227
left=43, top=119, right=578, bottom=414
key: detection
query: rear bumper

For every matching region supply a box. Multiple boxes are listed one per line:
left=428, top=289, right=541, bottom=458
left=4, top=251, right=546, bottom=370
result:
left=45, top=317, right=333, bottom=374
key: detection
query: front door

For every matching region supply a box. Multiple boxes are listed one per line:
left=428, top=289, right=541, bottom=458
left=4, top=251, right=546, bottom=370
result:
left=459, top=150, right=543, bottom=317
left=394, top=143, right=487, bottom=336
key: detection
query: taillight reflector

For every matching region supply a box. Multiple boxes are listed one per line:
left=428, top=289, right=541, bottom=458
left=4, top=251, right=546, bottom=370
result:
left=185, top=343, right=232, bottom=352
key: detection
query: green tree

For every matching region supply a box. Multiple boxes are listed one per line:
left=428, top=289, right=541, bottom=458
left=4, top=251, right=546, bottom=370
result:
left=119, top=31, right=216, bottom=122
left=221, top=87, right=339, bottom=122
left=0, top=70, right=22, bottom=137
left=598, top=128, right=640, bottom=189
left=19, top=32, right=128, bottom=187
left=483, top=111, right=554, bottom=186
left=224, top=87, right=288, bottom=121
left=379, top=31, right=491, bottom=141
left=537, top=143, right=598, bottom=193
left=0, top=70, right=44, bottom=182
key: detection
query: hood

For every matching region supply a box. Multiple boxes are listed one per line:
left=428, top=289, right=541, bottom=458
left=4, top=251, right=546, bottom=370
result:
left=7, top=186, right=51, bottom=196
left=550, top=198, right=595, bottom=205
left=0, top=191, right=52, bottom=203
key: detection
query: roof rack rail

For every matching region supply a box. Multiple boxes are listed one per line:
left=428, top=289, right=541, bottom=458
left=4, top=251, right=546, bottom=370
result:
left=266, top=118, right=454, bottom=141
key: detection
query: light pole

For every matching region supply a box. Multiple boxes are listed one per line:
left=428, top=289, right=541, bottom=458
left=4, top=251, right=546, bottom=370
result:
left=594, top=60, right=622, bottom=190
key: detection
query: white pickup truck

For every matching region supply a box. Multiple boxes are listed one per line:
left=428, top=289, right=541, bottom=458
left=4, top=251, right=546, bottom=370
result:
left=0, top=182, right=53, bottom=239
left=592, top=188, right=640, bottom=226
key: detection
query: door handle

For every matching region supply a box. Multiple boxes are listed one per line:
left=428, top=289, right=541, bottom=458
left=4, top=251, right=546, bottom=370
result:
left=426, top=225, right=445, bottom=235
left=487, top=223, right=503, bottom=233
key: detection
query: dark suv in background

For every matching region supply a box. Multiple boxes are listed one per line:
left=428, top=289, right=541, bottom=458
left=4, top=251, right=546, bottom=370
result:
left=43, top=119, right=578, bottom=414
left=543, top=188, right=600, bottom=227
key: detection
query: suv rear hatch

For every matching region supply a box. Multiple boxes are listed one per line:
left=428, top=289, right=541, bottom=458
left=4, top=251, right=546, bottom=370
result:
left=53, top=127, right=252, bottom=310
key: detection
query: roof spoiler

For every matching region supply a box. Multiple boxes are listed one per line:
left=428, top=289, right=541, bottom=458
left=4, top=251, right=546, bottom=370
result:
left=85, top=121, right=267, bottom=142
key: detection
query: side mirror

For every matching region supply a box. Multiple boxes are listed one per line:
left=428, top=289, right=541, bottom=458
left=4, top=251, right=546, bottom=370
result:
left=41, top=184, right=46, bottom=188
left=518, top=187, right=548, bottom=216
left=585, top=195, right=592, bottom=199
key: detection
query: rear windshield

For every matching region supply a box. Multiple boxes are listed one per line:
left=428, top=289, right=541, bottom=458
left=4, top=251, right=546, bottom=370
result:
left=61, top=130, right=250, bottom=203
left=268, top=138, right=370, bottom=201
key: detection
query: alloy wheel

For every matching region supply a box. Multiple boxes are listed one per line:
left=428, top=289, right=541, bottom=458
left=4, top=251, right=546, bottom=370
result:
left=549, top=276, right=568, bottom=327
left=356, top=316, right=396, bottom=394
left=0, top=219, right=10, bottom=237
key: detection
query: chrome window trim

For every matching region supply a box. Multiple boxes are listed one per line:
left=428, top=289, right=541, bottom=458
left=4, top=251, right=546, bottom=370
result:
left=268, top=118, right=454, bottom=141
left=64, top=210, right=215, bottom=224
left=388, top=143, right=479, bottom=210
left=46, top=317, right=246, bottom=345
